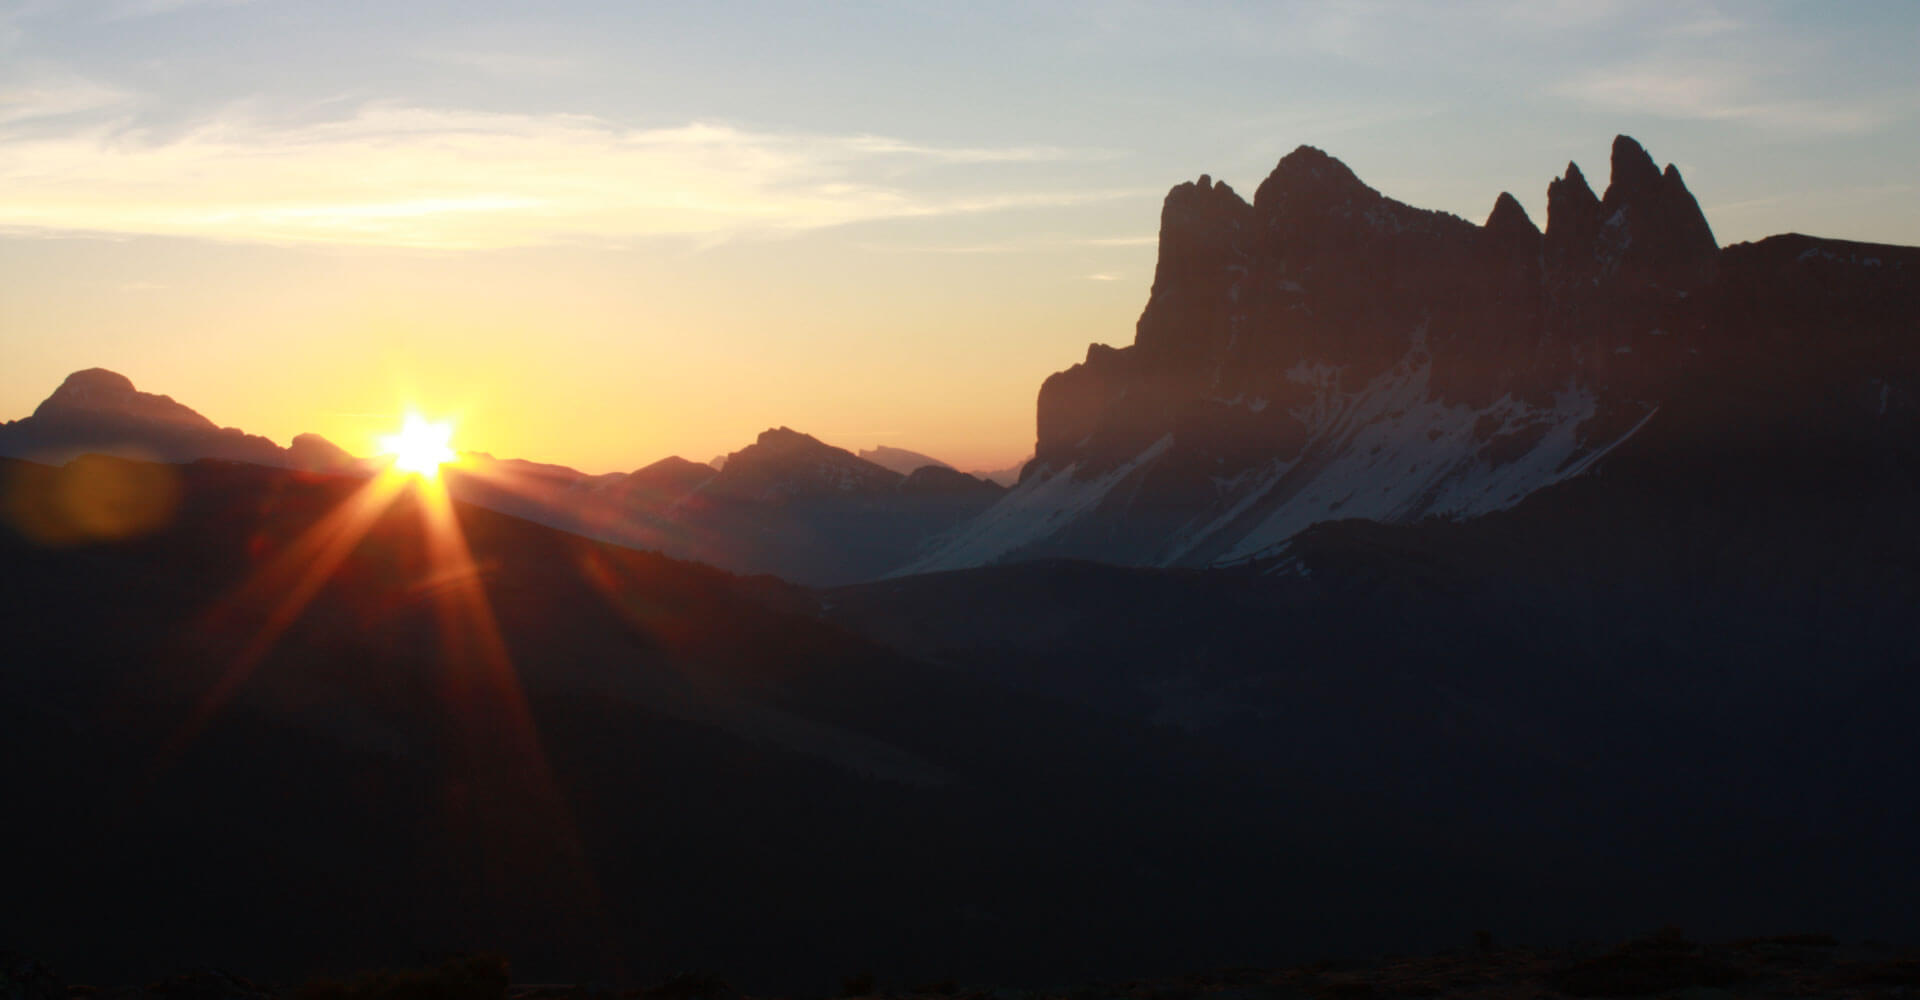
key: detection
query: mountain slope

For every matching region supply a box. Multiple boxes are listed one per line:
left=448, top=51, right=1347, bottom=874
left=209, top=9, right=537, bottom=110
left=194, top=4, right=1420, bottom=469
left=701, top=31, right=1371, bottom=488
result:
left=826, top=383, right=1920, bottom=949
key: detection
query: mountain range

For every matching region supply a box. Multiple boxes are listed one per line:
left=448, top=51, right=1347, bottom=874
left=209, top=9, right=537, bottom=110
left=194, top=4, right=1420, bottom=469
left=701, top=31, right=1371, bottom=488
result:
left=3, top=134, right=1917, bottom=987
left=0, top=377, right=1004, bottom=586
left=14, top=137, right=1908, bottom=585
left=909, top=135, right=1916, bottom=571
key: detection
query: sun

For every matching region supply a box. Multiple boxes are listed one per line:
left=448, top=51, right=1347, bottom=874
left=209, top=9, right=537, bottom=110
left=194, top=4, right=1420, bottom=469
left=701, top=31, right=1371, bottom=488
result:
left=379, top=412, right=457, bottom=478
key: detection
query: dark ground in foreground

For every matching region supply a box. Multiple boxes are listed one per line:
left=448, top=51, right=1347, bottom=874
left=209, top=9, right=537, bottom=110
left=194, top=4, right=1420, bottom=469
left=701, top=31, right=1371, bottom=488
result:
left=10, top=930, right=1920, bottom=1000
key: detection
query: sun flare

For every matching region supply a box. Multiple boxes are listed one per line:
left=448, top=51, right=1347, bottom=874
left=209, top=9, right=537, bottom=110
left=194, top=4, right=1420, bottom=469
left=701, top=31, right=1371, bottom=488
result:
left=379, top=412, right=457, bottom=478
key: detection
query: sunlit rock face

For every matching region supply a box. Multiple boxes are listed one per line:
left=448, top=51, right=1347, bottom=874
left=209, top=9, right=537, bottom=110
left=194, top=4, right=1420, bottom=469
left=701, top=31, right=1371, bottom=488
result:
left=911, top=135, right=1918, bottom=573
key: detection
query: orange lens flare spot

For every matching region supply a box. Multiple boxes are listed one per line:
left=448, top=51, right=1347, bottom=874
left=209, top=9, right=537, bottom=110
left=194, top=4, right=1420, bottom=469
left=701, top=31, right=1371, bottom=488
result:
left=379, top=413, right=457, bottom=478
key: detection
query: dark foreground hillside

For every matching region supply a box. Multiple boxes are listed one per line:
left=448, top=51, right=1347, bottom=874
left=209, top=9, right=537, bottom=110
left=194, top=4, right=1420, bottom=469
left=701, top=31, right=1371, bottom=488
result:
left=9, top=928, right=1920, bottom=1000
left=0, top=456, right=1475, bottom=991
left=826, top=351, right=1920, bottom=958
left=5, top=439, right=1918, bottom=991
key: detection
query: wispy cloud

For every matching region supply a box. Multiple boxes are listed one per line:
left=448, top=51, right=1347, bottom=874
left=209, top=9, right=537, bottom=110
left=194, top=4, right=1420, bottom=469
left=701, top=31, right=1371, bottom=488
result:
left=1552, top=62, right=1901, bottom=135
left=102, top=0, right=253, bottom=21
left=853, top=232, right=1158, bottom=255
left=1535, top=3, right=1911, bottom=137
left=0, top=105, right=1127, bottom=248
left=1083, top=273, right=1122, bottom=281
left=1709, top=182, right=1916, bottom=218
left=417, top=48, right=587, bottom=81
left=0, top=67, right=130, bottom=124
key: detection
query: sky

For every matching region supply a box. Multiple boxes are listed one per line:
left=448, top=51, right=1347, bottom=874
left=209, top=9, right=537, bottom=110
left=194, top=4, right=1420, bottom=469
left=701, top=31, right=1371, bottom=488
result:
left=2, top=1, right=1916, bottom=474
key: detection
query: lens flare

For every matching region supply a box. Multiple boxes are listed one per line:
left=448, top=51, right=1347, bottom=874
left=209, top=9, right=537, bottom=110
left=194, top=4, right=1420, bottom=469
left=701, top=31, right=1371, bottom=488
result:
left=380, top=412, right=457, bottom=478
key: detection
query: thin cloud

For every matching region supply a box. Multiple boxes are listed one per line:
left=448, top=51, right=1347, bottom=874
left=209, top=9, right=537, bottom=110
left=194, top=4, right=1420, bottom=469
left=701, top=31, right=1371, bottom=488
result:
left=854, top=241, right=1038, bottom=255
left=837, top=135, right=1100, bottom=164
left=852, top=229, right=1161, bottom=255
left=1552, top=64, right=1899, bottom=135
left=417, top=48, right=588, bottom=81
left=103, top=0, right=254, bottom=20
left=0, top=106, right=1130, bottom=248
left=1084, top=273, right=1122, bottom=281
left=0, top=69, right=130, bottom=124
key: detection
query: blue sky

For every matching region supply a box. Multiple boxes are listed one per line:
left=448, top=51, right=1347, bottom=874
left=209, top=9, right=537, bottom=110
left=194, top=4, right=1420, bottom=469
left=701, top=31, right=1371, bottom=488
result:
left=2, top=0, right=1915, bottom=470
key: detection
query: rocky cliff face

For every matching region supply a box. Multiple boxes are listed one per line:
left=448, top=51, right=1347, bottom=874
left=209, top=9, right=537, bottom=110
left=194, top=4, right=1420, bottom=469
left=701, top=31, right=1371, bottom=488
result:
left=910, top=135, right=1916, bottom=573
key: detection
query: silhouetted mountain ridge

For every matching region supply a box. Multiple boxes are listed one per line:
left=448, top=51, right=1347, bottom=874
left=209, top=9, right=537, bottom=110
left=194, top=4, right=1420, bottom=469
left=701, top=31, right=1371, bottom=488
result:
left=0, top=371, right=1001, bottom=584
left=857, top=445, right=954, bottom=476
left=907, top=134, right=1916, bottom=573
left=0, top=368, right=321, bottom=470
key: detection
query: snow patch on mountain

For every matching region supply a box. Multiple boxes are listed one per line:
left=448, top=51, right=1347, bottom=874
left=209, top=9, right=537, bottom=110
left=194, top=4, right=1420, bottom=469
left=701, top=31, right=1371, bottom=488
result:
left=898, top=435, right=1174, bottom=575
left=1213, top=344, right=1650, bottom=564
left=905, top=327, right=1660, bottom=575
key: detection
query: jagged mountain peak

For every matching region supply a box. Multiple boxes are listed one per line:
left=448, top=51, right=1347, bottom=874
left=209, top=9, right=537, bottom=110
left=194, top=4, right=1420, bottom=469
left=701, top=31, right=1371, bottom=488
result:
left=1545, top=161, right=1602, bottom=251
left=1605, top=134, right=1663, bottom=200
left=1161, top=173, right=1254, bottom=245
left=753, top=425, right=820, bottom=450
left=912, top=133, right=1919, bottom=577
left=1485, top=191, right=1540, bottom=239
left=1588, top=135, right=1719, bottom=286
left=714, top=426, right=902, bottom=502
left=1184, top=173, right=1242, bottom=199
left=1561, top=161, right=1593, bottom=192
left=730, top=425, right=889, bottom=472
left=1253, top=143, right=1379, bottom=213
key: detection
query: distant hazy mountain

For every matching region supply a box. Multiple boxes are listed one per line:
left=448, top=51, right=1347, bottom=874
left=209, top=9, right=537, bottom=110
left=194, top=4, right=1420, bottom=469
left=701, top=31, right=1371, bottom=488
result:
left=598, top=428, right=1002, bottom=583
left=0, top=372, right=1002, bottom=584
left=967, top=455, right=1029, bottom=487
left=431, top=427, right=1006, bottom=583
left=908, top=135, right=1918, bottom=572
left=430, top=428, right=1005, bottom=584
left=856, top=444, right=953, bottom=475
left=285, top=431, right=360, bottom=474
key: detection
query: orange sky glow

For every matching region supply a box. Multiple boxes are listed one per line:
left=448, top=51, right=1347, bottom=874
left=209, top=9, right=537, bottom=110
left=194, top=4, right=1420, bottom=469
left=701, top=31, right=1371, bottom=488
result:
left=1, top=3, right=1914, bottom=475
